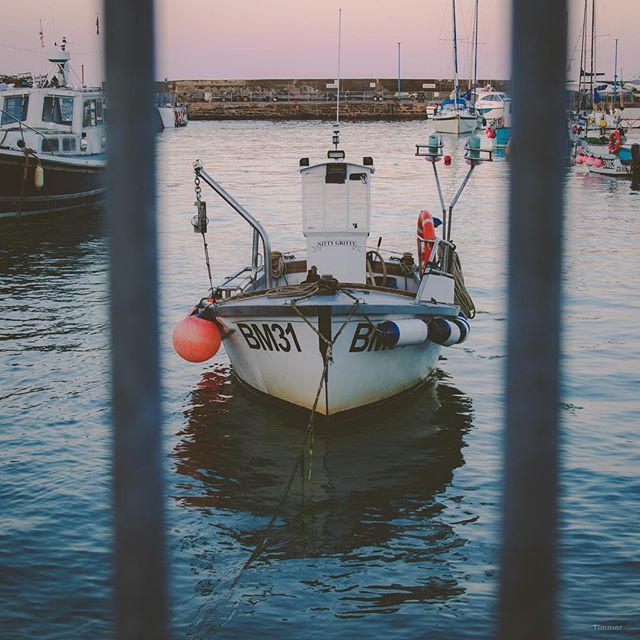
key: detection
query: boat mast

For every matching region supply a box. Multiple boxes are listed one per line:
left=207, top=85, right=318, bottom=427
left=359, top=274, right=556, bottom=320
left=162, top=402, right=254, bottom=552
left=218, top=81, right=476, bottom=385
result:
left=589, top=0, right=595, bottom=108
left=578, top=0, right=587, bottom=108
left=472, top=0, right=479, bottom=100
left=613, top=38, right=618, bottom=108
left=452, top=0, right=460, bottom=107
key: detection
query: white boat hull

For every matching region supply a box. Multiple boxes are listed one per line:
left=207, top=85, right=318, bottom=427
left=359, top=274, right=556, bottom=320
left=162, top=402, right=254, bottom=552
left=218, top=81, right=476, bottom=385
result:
left=587, top=157, right=631, bottom=177
left=218, top=312, right=443, bottom=415
left=432, top=114, right=477, bottom=135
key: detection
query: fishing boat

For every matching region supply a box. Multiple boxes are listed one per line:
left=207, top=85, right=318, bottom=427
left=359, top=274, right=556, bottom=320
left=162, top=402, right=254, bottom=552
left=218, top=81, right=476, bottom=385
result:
left=575, top=133, right=640, bottom=178
left=0, top=38, right=105, bottom=220
left=431, top=0, right=477, bottom=135
left=172, top=129, right=489, bottom=416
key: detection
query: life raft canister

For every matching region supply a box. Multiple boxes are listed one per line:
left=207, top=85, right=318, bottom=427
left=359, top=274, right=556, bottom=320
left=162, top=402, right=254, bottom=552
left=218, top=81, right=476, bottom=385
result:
left=609, top=129, right=622, bottom=155
left=417, top=209, right=437, bottom=266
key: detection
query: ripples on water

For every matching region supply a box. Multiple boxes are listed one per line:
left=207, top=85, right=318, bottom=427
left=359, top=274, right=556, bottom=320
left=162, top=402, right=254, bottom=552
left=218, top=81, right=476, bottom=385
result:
left=0, top=121, right=638, bottom=638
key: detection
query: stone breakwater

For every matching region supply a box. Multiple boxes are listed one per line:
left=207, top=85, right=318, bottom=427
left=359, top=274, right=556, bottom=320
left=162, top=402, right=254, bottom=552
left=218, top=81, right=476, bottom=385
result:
left=187, top=101, right=431, bottom=121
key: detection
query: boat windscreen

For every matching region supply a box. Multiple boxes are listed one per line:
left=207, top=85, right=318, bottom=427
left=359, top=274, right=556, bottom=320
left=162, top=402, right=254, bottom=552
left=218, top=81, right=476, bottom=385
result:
left=1, top=95, right=29, bottom=125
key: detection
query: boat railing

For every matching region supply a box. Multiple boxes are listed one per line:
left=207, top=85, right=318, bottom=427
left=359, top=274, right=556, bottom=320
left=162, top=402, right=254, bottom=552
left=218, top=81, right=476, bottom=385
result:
left=194, top=161, right=273, bottom=290
left=419, top=236, right=457, bottom=276
left=0, top=109, right=49, bottom=149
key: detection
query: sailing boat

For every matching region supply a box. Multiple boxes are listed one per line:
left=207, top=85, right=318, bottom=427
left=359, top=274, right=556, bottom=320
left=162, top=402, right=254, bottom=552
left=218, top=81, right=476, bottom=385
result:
left=432, top=0, right=477, bottom=135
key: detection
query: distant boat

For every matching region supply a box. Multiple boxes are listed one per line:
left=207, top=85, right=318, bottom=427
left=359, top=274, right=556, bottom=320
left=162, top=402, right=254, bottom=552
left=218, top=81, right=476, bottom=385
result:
left=474, top=90, right=510, bottom=122
left=431, top=0, right=477, bottom=135
left=0, top=38, right=105, bottom=220
left=576, top=133, right=639, bottom=178
left=154, top=83, right=188, bottom=130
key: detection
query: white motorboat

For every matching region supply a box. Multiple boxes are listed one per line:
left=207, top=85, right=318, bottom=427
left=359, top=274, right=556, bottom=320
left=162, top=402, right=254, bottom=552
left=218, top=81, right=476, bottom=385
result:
left=474, top=91, right=510, bottom=122
left=172, top=130, right=490, bottom=417
left=0, top=38, right=105, bottom=219
left=431, top=0, right=477, bottom=136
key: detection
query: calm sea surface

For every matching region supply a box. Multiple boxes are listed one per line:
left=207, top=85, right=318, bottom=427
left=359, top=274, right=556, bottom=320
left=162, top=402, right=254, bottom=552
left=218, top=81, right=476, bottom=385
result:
left=1, top=121, right=638, bottom=639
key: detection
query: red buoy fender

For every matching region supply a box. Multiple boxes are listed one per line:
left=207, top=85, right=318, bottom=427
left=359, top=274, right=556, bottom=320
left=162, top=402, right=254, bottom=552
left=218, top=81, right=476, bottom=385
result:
left=417, top=209, right=437, bottom=266
left=608, top=129, right=622, bottom=155
left=173, top=313, right=221, bottom=362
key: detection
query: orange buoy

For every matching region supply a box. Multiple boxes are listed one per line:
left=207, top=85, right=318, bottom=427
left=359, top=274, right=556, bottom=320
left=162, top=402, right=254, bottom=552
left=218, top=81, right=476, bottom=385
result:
left=172, top=314, right=221, bottom=362
left=417, top=209, right=437, bottom=267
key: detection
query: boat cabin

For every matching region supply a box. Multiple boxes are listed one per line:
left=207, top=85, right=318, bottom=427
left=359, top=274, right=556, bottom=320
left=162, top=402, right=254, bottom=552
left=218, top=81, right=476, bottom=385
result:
left=0, top=45, right=105, bottom=157
left=300, top=157, right=374, bottom=283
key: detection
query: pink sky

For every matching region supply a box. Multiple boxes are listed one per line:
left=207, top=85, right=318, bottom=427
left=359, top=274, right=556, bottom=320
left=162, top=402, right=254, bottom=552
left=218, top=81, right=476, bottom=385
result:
left=1, top=1, right=639, bottom=84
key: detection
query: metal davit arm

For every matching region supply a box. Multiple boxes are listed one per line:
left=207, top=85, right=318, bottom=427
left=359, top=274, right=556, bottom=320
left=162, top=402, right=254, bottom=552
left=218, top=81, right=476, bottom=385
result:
left=195, top=164, right=273, bottom=289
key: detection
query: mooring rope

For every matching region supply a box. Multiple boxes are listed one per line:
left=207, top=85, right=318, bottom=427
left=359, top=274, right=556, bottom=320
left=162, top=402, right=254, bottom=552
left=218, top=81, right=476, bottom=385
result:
left=452, top=250, right=475, bottom=319
left=231, top=293, right=360, bottom=587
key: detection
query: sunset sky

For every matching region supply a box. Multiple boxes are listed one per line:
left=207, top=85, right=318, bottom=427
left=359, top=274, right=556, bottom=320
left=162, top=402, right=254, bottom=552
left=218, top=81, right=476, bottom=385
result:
left=1, top=1, right=639, bottom=85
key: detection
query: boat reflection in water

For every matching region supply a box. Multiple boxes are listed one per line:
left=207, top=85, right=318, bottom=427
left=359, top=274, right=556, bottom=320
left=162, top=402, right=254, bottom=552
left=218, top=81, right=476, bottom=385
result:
left=172, top=366, right=476, bottom=621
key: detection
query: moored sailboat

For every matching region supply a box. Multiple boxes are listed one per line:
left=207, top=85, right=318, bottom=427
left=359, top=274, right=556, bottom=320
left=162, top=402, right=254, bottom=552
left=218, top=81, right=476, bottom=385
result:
left=432, top=0, right=477, bottom=135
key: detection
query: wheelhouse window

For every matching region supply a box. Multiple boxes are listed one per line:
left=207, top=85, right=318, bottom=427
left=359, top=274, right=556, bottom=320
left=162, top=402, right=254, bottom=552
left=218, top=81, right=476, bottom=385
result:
left=1, top=95, right=29, bottom=125
left=82, top=99, right=104, bottom=127
left=42, top=96, right=74, bottom=126
left=42, top=137, right=60, bottom=153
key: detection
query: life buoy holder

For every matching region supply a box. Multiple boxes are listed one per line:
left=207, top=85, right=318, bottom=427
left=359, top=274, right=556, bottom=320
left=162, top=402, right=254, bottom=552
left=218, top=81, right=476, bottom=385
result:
left=416, top=209, right=437, bottom=268
left=609, top=129, right=622, bottom=155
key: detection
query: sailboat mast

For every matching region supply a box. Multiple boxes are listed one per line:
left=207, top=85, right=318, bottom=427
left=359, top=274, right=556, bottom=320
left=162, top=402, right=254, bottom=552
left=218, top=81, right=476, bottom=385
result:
left=472, top=0, right=479, bottom=99
left=578, top=0, right=587, bottom=106
left=613, top=38, right=618, bottom=107
left=452, top=0, right=460, bottom=103
left=590, top=0, right=595, bottom=107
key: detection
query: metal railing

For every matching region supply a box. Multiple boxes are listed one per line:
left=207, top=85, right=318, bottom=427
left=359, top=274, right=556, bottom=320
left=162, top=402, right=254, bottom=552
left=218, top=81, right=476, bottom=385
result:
left=195, top=165, right=273, bottom=289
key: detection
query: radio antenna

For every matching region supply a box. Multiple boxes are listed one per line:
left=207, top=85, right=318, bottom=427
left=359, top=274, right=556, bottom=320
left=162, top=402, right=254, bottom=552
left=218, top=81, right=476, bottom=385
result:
left=333, top=8, right=342, bottom=151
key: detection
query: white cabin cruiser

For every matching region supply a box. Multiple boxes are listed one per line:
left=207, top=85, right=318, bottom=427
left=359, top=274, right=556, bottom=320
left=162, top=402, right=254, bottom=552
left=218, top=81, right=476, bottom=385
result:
left=474, top=91, right=510, bottom=122
left=173, top=130, right=489, bottom=417
left=0, top=39, right=105, bottom=219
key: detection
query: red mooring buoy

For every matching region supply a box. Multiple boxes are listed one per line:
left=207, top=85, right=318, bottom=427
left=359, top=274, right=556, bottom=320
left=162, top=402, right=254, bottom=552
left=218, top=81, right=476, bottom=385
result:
left=172, top=314, right=221, bottom=362
left=444, top=154, right=452, bottom=165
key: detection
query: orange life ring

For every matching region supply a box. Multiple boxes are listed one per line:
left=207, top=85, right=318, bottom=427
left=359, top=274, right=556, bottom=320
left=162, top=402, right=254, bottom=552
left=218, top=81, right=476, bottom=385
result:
left=416, top=209, right=437, bottom=267
left=609, top=129, right=622, bottom=155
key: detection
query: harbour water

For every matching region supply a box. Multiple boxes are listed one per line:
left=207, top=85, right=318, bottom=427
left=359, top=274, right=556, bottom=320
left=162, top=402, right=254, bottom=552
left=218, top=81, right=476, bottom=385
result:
left=1, top=120, right=638, bottom=638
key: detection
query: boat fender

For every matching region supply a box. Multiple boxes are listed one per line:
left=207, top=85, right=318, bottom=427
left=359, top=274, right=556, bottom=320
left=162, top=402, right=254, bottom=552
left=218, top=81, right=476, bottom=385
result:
left=428, top=312, right=470, bottom=347
left=173, top=311, right=221, bottom=362
left=377, top=319, right=429, bottom=348
left=594, top=157, right=604, bottom=168
left=34, top=163, right=44, bottom=190
left=575, top=154, right=584, bottom=165
left=609, top=129, right=622, bottom=155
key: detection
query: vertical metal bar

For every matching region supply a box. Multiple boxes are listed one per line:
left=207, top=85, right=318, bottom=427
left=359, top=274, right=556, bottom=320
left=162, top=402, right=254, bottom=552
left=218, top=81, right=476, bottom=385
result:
left=499, top=0, right=567, bottom=638
left=104, top=0, right=169, bottom=638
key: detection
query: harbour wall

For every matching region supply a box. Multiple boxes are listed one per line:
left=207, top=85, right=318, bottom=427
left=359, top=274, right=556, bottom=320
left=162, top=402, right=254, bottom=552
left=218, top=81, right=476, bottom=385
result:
left=186, top=101, right=431, bottom=121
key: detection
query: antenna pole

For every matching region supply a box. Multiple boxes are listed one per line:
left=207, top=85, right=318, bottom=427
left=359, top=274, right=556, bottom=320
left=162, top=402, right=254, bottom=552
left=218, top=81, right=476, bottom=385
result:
left=336, top=8, right=341, bottom=129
